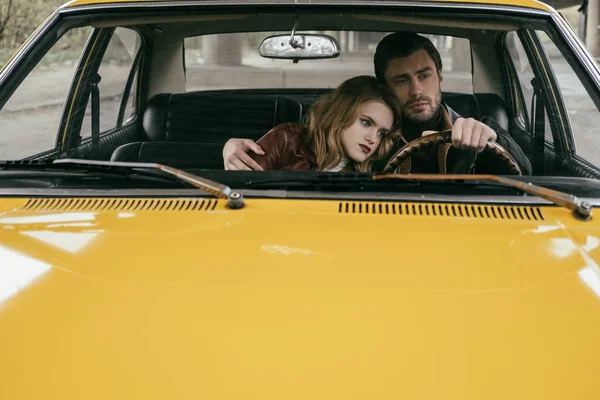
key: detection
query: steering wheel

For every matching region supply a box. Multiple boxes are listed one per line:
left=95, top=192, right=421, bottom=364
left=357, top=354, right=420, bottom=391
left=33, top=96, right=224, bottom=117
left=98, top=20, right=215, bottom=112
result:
left=383, top=130, right=522, bottom=175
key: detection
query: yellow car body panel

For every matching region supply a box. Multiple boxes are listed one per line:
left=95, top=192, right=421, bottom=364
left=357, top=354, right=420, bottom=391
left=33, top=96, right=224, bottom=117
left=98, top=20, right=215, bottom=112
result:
left=62, top=0, right=553, bottom=11
left=1, top=197, right=599, bottom=399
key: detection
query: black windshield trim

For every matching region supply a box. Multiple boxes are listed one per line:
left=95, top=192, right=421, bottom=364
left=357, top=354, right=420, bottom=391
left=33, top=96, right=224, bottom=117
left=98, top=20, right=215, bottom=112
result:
left=2, top=187, right=599, bottom=208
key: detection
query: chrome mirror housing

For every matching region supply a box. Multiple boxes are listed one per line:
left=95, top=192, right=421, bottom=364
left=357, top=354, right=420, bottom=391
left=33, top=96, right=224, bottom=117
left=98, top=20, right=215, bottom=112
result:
left=258, top=34, right=340, bottom=62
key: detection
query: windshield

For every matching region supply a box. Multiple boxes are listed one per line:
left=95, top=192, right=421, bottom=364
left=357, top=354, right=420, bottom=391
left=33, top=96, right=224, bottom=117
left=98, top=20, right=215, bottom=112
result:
left=0, top=4, right=599, bottom=199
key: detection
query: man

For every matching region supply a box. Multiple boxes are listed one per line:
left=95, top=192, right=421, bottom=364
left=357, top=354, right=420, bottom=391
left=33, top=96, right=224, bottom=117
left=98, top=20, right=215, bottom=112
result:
left=223, top=32, right=531, bottom=174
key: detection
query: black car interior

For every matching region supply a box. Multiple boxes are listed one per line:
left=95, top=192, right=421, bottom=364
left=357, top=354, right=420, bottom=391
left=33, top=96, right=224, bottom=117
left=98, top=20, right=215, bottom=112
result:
left=108, top=90, right=513, bottom=170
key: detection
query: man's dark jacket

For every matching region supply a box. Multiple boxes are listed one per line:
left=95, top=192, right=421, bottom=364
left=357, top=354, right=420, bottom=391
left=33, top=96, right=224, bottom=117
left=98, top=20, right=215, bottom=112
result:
left=377, top=104, right=532, bottom=175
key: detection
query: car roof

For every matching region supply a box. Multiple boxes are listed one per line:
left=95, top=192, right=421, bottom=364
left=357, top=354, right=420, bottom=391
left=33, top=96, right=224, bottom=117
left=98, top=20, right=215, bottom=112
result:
left=62, top=0, right=553, bottom=12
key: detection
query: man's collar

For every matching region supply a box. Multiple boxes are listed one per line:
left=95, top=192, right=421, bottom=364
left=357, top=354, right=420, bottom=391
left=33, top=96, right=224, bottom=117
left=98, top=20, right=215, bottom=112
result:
left=442, top=102, right=462, bottom=126
left=394, top=102, right=461, bottom=145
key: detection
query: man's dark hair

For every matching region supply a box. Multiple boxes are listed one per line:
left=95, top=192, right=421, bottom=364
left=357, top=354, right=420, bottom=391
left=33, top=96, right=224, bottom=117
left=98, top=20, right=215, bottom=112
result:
left=374, top=32, right=443, bottom=83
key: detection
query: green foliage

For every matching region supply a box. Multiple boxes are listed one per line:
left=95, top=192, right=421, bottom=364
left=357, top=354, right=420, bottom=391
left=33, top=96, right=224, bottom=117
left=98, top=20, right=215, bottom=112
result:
left=0, top=0, right=66, bottom=61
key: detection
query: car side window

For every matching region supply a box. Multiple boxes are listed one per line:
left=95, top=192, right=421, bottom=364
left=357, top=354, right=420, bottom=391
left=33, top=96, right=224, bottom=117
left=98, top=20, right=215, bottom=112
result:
left=534, top=31, right=600, bottom=164
left=0, top=27, right=92, bottom=160
left=505, top=32, right=553, bottom=144
left=81, top=28, right=141, bottom=137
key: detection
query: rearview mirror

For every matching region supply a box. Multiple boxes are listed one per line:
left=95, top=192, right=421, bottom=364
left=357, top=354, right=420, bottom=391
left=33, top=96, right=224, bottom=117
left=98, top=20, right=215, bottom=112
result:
left=258, top=34, right=340, bottom=61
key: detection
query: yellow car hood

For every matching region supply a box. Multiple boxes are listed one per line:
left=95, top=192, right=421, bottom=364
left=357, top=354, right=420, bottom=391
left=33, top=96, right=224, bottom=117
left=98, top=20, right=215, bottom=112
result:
left=1, top=197, right=600, bottom=399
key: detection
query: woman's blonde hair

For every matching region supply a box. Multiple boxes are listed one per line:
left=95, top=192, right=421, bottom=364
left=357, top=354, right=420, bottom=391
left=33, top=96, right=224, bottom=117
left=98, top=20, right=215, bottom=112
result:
left=304, top=75, right=402, bottom=172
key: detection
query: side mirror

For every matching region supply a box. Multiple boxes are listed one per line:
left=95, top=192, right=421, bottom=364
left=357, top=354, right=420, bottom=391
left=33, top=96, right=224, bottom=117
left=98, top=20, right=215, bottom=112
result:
left=258, top=34, right=340, bottom=62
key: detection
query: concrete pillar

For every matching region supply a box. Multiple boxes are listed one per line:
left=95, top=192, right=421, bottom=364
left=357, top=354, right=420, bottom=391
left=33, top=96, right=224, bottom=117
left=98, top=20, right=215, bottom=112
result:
left=451, top=38, right=471, bottom=72
left=579, top=1, right=587, bottom=40
left=357, top=32, right=371, bottom=52
left=202, top=35, right=242, bottom=66
left=586, top=0, right=600, bottom=57
left=339, top=31, right=348, bottom=52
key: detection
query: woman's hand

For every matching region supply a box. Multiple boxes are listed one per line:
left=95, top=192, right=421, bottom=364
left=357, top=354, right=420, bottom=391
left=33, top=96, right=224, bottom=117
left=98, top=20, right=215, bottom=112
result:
left=223, top=138, right=265, bottom=170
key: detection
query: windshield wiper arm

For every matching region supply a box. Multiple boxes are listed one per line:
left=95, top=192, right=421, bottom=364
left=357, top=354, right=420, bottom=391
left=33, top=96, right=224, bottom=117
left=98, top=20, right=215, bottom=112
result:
left=374, top=173, right=592, bottom=221
left=49, top=159, right=245, bottom=209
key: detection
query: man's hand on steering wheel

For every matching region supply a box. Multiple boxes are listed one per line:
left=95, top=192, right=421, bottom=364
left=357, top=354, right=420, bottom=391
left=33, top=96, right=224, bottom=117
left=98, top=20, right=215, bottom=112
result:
left=386, top=130, right=522, bottom=175
left=451, top=118, right=497, bottom=153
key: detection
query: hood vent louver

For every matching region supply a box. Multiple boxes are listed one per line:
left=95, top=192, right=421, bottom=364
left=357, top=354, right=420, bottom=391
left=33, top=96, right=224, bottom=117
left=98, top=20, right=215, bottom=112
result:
left=20, top=198, right=219, bottom=212
left=338, top=201, right=544, bottom=221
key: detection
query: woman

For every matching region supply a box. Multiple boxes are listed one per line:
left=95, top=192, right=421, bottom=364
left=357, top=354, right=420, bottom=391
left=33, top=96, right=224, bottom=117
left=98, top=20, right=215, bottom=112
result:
left=250, top=75, right=401, bottom=172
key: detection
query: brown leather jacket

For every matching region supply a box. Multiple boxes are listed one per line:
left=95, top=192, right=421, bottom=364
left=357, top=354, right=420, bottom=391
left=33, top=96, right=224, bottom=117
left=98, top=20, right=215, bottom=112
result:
left=251, top=123, right=317, bottom=170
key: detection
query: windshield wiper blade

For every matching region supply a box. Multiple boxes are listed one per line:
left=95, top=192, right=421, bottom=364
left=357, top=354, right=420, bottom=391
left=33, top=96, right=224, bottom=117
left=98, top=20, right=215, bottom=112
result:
left=243, top=173, right=371, bottom=187
left=374, top=173, right=592, bottom=221
left=18, top=159, right=245, bottom=209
